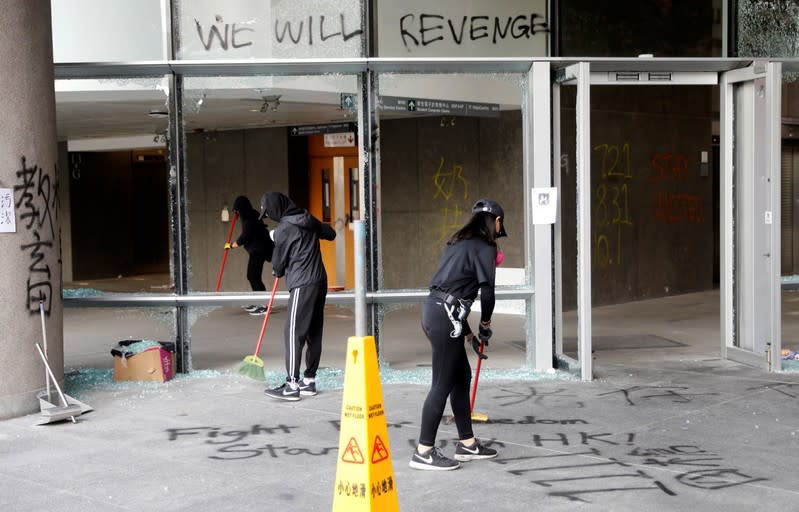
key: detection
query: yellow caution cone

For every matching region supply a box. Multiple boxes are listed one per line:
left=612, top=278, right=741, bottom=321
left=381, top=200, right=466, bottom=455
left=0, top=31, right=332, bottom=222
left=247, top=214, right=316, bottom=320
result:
left=332, top=336, right=400, bottom=512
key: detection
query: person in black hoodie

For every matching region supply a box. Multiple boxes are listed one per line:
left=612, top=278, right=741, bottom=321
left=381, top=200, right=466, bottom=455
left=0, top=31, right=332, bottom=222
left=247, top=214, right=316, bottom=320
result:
left=258, top=191, right=336, bottom=400
left=228, top=195, right=274, bottom=315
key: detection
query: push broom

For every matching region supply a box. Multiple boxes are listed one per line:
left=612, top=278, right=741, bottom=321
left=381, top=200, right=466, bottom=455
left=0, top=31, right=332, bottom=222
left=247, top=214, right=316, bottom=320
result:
left=238, top=277, right=279, bottom=381
left=215, top=212, right=238, bottom=292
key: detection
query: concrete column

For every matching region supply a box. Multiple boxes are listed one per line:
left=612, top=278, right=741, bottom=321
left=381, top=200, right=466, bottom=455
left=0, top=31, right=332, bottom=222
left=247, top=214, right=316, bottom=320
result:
left=0, top=1, right=60, bottom=420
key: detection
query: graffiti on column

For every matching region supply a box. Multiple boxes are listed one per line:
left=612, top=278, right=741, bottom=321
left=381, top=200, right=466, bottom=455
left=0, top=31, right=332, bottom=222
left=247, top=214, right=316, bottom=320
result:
left=14, top=156, right=58, bottom=315
left=431, top=156, right=469, bottom=241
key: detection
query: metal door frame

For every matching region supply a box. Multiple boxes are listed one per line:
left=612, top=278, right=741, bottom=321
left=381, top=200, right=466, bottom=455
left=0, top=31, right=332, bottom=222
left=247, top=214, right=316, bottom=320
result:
left=551, top=59, right=782, bottom=379
left=720, top=62, right=782, bottom=369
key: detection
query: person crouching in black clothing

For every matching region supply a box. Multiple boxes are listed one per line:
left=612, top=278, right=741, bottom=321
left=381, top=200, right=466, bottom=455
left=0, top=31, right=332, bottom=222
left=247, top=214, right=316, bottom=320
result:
left=409, top=198, right=507, bottom=471
left=230, top=195, right=274, bottom=315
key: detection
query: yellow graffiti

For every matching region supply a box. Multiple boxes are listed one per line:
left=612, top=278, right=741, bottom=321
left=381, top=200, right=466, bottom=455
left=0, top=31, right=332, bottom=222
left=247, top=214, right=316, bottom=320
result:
left=595, top=184, right=634, bottom=227
left=431, top=157, right=470, bottom=241
left=436, top=203, right=466, bottom=241
left=593, top=142, right=634, bottom=269
left=594, top=225, right=623, bottom=268
left=593, top=143, right=632, bottom=179
left=432, top=157, right=469, bottom=201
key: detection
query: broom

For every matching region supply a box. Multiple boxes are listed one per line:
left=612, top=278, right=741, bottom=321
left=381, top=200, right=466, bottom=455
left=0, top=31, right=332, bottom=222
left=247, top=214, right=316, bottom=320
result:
left=469, top=339, right=489, bottom=422
left=215, top=212, right=238, bottom=292
left=443, top=337, right=489, bottom=424
left=238, top=277, right=279, bottom=381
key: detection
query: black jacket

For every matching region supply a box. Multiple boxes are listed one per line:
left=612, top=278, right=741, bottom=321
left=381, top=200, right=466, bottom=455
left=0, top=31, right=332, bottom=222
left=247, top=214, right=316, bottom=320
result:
left=233, top=196, right=274, bottom=259
left=259, top=192, right=335, bottom=290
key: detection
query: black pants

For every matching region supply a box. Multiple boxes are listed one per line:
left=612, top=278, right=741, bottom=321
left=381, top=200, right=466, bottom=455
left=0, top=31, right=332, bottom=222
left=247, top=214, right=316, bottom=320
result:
left=418, top=296, right=474, bottom=447
left=283, top=281, right=327, bottom=382
left=246, top=252, right=267, bottom=292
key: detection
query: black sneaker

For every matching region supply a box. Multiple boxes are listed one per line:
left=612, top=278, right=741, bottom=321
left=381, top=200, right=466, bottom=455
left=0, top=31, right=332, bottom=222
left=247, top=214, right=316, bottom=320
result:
left=298, top=380, right=317, bottom=396
left=248, top=306, right=267, bottom=316
left=264, top=384, right=300, bottom=401
left=408, top=447, right=460, bottom=471
left=243, top=304, right=259, bottom=312
left=453, top=439, right=497, bottom=461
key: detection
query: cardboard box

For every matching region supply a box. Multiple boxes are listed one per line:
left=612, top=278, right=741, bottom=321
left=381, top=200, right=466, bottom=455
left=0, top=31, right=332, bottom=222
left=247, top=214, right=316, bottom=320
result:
left=112, top=341, right=176, bottom=382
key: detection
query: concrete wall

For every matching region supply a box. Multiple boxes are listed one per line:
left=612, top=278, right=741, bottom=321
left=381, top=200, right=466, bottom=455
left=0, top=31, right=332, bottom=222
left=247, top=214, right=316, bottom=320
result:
left=559, top=85, right=716, bottom=307
left=185, top=128, right=289, bottom=292
left=380, top=112, right=525, bottom=289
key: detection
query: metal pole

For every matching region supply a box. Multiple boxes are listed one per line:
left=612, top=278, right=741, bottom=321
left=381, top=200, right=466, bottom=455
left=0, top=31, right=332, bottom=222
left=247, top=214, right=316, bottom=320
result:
left=354, top=220, right=367, bottom=337
left=168, top=72, right=190, bottom=373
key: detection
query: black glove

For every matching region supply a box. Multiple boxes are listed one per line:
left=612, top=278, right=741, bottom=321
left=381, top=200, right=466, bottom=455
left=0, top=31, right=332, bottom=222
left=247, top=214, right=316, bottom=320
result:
left=478, top=321, right=492, bottom=344
left=471, top=336, right=487, bottom=360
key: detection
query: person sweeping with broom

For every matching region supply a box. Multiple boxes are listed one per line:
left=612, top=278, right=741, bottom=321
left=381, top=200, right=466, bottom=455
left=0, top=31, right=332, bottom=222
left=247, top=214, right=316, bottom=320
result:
left=227, top=195, right=274, bottom=315
left=258, top=191, right=336, bottom=401
left=409, top=198, right=507, bottom=471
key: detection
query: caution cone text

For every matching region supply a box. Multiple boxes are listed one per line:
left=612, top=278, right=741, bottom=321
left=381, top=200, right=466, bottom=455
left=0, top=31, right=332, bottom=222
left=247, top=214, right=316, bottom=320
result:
left=332, top=336, right=400, bottom=511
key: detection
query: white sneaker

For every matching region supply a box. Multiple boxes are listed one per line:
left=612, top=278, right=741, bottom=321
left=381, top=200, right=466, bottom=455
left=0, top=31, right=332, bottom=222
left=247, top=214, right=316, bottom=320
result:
left=408, top=447, right=460, bottom=471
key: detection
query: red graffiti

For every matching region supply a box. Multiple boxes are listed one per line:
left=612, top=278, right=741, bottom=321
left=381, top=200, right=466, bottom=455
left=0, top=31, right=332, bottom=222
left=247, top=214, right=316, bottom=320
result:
left=653, top=191, right=704, bottom=223
left=649, top=153, right=690, bottom=184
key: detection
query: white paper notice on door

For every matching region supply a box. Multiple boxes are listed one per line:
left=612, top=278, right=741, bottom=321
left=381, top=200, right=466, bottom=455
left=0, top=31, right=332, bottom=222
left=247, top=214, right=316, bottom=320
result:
left=531, top=187, right=557, bottom=225
left=0, top=188, right=15, bottom=233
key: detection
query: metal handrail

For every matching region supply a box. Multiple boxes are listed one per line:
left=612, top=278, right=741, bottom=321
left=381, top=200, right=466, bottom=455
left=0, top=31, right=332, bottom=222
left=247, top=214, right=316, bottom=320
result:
left=63, top=286, right=534, bottom=308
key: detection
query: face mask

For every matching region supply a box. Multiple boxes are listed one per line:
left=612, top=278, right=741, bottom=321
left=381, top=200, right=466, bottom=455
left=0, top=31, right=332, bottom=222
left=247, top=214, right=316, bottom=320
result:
left=496, top=250, right=504, bottom=267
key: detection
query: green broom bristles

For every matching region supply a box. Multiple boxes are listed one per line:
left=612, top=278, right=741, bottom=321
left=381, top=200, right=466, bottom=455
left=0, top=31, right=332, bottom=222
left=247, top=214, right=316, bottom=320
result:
left=238, top=360, right=265, bottom=381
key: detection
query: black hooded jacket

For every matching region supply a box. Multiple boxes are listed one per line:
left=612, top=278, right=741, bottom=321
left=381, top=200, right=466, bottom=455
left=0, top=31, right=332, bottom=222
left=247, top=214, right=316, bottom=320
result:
left=258, top=192, right=336, bottom=290
left=233, top=195, right=274, bottom=259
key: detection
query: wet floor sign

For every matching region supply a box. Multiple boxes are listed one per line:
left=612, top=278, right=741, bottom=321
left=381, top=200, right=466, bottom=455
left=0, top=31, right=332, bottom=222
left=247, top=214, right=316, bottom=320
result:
left=332, top=336, right=400, bottom=511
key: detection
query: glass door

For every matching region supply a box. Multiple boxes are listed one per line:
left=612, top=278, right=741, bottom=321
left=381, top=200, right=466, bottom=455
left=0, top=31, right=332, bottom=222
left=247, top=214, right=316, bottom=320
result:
left=720, top=62, right=782, bottom=370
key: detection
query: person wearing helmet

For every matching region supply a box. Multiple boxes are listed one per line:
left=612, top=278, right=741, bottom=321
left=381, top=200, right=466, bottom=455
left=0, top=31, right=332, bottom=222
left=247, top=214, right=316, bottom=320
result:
left=409, top=198, right=507, bottom=471
left=258, top=191, right=336, bottom=401
left=228, top=195, right=274, bottom=315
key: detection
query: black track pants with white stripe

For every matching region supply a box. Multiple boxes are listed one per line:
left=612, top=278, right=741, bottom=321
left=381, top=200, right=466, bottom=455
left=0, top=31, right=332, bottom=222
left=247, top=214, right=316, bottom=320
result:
left=283, top=281, right=327, bottom=383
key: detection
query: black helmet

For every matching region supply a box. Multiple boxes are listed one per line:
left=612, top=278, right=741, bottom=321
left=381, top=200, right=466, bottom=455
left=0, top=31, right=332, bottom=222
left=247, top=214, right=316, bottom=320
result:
left=472, top=198, right=507, bottom=238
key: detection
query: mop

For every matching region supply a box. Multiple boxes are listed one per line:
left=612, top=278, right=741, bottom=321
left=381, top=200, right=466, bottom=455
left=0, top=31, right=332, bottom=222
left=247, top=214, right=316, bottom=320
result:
left=34, top=301, right=92, bottom=426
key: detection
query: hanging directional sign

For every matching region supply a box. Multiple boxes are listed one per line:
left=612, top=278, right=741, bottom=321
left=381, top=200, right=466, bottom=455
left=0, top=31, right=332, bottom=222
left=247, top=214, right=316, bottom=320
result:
left=290, top=122, right=356, bottom=136
left=379, top=96, right=500, bottom=118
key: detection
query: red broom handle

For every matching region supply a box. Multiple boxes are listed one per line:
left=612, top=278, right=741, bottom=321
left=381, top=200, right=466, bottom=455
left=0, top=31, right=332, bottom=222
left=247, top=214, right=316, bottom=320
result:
left=215, top=212, right=238, bottom=291
left=470, top=340, right=485, bottom=412
left=253, top=277, right=280, bottom=357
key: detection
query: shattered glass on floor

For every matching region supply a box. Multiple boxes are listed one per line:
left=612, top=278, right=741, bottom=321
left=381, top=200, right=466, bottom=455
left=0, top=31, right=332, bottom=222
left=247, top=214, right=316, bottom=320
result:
left=66, top=363, right=577, bottom=400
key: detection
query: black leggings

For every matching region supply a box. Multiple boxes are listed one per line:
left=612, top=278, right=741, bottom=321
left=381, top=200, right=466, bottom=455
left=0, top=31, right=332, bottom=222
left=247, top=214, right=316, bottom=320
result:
left=246, top=252, right=267, bottom=292
left=418, top=296, right=474, bottom=447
